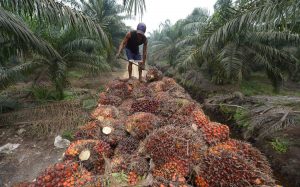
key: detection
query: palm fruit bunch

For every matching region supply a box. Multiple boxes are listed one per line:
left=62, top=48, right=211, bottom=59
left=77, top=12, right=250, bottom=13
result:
left=130, top=97, right=159, bottom=114
left=145, top=67, right=163, bottom=82
left=118, top=98, right=134, bottom=116
left=152, top=177, right=192, bottom=187
left=131, top=84, right=153, bottom=99
left=126, top=154, right=149, bottom=176
left=157, top=98, right=183, bottom=118
left=114, top=136, right=140, bottom=155
left=162, top=77, right=178, bottom=91
left=125, top=112, right=160, bottom=139
left=152, top=159, right=189, bottom=181
left=33, top=161, right=92, bottom=187
left=91, top=105, right=119, bottom=122
left=192, top=110, right=210, bottom=127
left=209, top=139, right=272, bottom=175
left=105, top=79, right=133, bottom=99
left=111, top=154, right=131, bottom=172
left=64, top=139, right=111, bottom=173
left=195, top=149, right=276, bottom=186
left=75, top=121, right=101, bottom=140
left=98, top=92, right=122, bottom=106
left=148, top=81, right=166, bottom=92
left=200, top=122, right=230, bottom=146
left=166, top=115, right=196, bottom=128
left=143, top=126, right=207, bottom=166
left=176, top=101, right=200, bottom=116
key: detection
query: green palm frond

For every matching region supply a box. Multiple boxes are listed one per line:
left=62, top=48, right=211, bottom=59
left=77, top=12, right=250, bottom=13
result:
left=123, top=0, right=146, bottom=16
left=0, top=61, right=41, bottom=90
left=62, top=38, right=100, bottom=53
left=0, top=8, right=61, bottom=58
left=0, top=0, right=109, bottom=45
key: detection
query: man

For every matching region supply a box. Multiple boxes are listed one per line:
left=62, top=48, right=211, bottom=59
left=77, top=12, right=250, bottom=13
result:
left=116, top=23, right=147, bottom=81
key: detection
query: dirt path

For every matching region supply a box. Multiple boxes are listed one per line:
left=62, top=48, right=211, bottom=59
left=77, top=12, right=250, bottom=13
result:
left=0, top=63, right=146, bottom=186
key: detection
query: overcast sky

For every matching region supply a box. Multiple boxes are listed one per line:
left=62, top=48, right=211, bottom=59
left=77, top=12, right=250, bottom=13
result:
left=118, top=0, right=217, bottom=34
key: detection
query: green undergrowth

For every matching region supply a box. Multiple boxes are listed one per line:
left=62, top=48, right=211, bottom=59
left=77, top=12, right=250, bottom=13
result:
left=30, top=86, right=76, bottom=102
left=270, top=138, right=289, bottom=153
left=240, top=73, right=300, bottom=96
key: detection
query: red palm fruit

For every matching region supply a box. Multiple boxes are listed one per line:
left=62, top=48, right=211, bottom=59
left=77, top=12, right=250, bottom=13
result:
left=143, top=125, right=207, bottom=166
left=192, top=110, right=210, bottom=127
left=98, top=92, right=122, bottom=106
left=209, top=139, right=272, bottom=175
left=200, top=122, right=229, bottom=146
left=91, top=105, right=119, bottom=121
left=148, top=81, right=166, bottom=92
left=105, top=79, right=133, bottom=99
left=130, top=97, right=159, bottom=114
left=152, top=159, right=189, bottom=180
left=196, top=149, right=276, bottom=186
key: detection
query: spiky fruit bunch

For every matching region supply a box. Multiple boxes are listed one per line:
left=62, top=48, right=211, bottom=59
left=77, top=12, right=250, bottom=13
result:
left=115, top=137, right=139, bottom=155
left=146, top=68, right=163, bottom=82
left=111, top=154, right=131, bottom=172
left=196, top=149, right=276, bottom=186
left=209, top=139, right=272, bottom=175
left=118, top=98, right=134, bottom=116
left=176, top=102, right=200, bottom=116
left=200, top=122, right=230, bottom=146
left=125, top=112, right=160, bottom=139
left=148, top=81, right=166, bottom=92
left=98, top=92, right=122, bottom=106
left=130, top=97, right=159, bottom=114
left=65, top=139, right=111, bottom=173
left=153, top=159, right=189, bottom=180
left=33, top=161, right=92, bottom=187
left=152, top=177, right=191, bottom=187
left=75, top=121, right=101, bottom=140
left=143, top=126, right=207, bottom=165
left=105, top=79, right=133, bottom=99
left=153, top=91, right=172, bottom=102
left=157, top=99, right=183, bottom=118
left=192, top=110, right=210, bottom=127
left=162, top=77, right=178, bottom=90
left=194, top=176, right=209, bottom=187
left=165, top=115, right=196, bottom=128
left=91, top=105, right=119, bottom=121
left=127, top=154, right=150, bottom=176
left=99, top=127, right=128, bottom=146
left=131, top=84, right=153, bottom=99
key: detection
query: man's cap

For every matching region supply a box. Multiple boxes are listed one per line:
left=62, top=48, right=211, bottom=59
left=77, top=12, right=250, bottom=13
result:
left=137, top=23, right=146, bottom=35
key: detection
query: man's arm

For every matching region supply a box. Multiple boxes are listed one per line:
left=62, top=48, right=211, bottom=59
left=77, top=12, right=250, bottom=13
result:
left=117, top=32, right=131, bottom=57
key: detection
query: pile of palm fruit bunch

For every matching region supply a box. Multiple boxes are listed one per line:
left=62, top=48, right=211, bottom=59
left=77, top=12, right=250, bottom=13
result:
left=14, top=68, right=280, bottom=187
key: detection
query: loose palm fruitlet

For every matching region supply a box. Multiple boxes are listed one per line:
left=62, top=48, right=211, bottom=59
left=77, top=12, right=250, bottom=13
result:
left=125, top=112, right=160, bottom=139
left=208, top=139, right=272, bottom=175
left=143, top=125, right=207, bottom=166
left=196, top=149, right=276, bottom=186
left=64, top=139, right=111, bottom=174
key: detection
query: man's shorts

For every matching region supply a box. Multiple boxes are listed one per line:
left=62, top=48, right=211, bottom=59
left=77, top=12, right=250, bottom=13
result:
left=125, top=48, right=141, bottom=61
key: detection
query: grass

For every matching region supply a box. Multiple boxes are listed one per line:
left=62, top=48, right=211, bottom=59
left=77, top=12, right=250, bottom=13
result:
left=67, top=70, right=85, bottom=79
left=62, top=130, right=74, bottom=141
left=240, top=73, right=300, bottom=96
left=233, top=108, right=250, bottom=128
left=30, top=86, right=76, bottom=102
left=270, top=138, right=289, bottom=153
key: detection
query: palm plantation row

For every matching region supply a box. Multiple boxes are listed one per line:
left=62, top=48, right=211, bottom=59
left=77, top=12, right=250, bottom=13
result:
left=1, top=0, right=300, bottom=99
left=0, top=0, right=138, bottom=99
left=148, top=0, right=300, bottom=93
